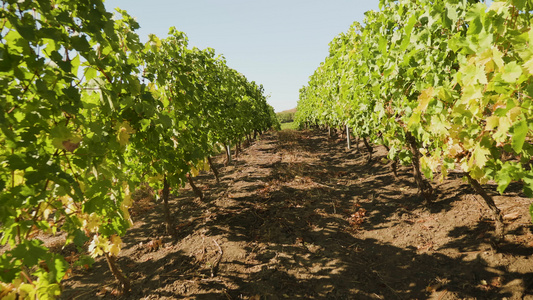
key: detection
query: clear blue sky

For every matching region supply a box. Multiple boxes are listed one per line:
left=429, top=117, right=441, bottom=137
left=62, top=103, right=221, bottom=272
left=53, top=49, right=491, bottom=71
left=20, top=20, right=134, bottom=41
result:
left=104, top=0, right=379, bottom=112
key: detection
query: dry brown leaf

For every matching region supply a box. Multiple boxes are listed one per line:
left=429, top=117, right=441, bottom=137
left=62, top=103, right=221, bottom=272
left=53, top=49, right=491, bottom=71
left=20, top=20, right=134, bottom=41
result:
left=141, top=238, right=163, bottom=252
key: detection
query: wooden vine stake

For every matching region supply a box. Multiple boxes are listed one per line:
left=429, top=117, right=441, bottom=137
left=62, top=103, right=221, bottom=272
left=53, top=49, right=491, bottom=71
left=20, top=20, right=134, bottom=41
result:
left=162, top=175, right=176, bottom=238
left=224, top=143, right=232, bottom=166
left=346, top=125, right=351, bottom=149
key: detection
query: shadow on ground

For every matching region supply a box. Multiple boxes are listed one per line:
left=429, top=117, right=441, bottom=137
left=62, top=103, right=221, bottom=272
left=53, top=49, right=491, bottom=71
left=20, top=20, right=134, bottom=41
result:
left=61, top=129, right=533, bottom=300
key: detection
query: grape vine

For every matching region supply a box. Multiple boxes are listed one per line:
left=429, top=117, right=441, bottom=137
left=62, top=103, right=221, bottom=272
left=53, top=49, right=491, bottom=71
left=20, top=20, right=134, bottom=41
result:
left=0, top=0, right=278, bottom=298
left=296, top=0, right=533, bottom=240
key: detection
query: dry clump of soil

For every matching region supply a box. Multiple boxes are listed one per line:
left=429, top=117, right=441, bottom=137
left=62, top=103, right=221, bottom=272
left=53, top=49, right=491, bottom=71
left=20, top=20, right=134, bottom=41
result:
left=61, top=129, right=533, bottom=299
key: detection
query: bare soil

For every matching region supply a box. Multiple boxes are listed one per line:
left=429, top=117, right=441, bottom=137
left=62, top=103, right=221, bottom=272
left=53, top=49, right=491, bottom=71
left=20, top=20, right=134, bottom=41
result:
left=61, top=129, right=533, bottom=299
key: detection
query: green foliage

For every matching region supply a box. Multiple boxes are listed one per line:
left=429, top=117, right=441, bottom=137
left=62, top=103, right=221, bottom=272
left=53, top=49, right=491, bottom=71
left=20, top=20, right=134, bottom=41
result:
left=280, top=122, right=297, bottom=130
left=297, top=0, right=533, bottom=206
left=0, top=0, right=278, bottom=297
left=276, top=109, right=297, bottom=123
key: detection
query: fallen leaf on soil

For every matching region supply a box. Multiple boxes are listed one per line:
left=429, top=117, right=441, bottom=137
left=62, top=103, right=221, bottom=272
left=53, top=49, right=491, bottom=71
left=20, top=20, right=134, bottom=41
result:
left=140, top=238, right=162, bottom=252
left=348, top=208, right=366, bottom=227
left=62, top=269, right=72, bottom=280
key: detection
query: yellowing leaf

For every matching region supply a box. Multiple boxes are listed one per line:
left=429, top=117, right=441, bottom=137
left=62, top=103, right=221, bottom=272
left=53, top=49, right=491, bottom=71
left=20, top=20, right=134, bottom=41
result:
left=429, top=114, right=450, bottom=137
left=447, top=139, right=464, bottom=158
left=421, top=154, right=440, bottom=172
left=408, top=111, right=421, bottom=129
left=418, top=87, right=434, bottom=112
left=493, top=116, right=511, bottom=143
left=83, top=213, right=102, bottom=233
left=488, top=1, right=507, bottom=13
left=122, top=183, right=132, bottom=208
left=12, top=170, right=24, bottom=186
left=88, top=235, right=106, bottom=258
left=470, top=145, right=491, bottom=168
left=485, top=116, right=499, bottom=131
left=507, top=106, right=522, bottom=121
left=460, top=158, right=470, bottom=172
left=461, top=64, right=487, bottom=86
left=121, top=206, right=133, bottom=227
left=38, top=204, right=53, bottom=220
left=461, top=85, right=483, bottom=104
left=116, top=121, right=135, bottom=147
left=477, top=48, right=493, bottom=67
left=148, top=174, right=163, bottom=184
left=492, top=48, right=504, bottom=69
left=523, top=57, right=533, bottom=75
left=485, top=60, right=495, bottom=73
left=201, top=158, right=210, bottom=172
left=109, top=235, right=122, bottom=256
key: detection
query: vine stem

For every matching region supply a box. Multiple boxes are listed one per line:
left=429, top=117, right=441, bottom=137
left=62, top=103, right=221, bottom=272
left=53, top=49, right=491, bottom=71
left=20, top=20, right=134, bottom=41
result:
left=20, top=268, right=33, bottom=284
left=362, top=137, right=373, bottom=164
left=97, top=66, right=112, bottom=84
left=104, top=253, right=130, bottom=294
left=405, top=131, right=433, bottom=201
left=187, top=172, right=204, bottom=201
left=207, top=156, right=220, bottom=183
left=24, top=148, right=59, bottom=240
left=465, top=174, right=505, bottom=242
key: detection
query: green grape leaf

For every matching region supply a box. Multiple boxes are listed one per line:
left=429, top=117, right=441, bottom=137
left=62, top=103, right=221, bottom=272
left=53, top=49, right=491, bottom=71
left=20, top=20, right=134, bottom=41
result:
left=0, top=254, right=19, bottom=282
left=6, top=154, right=27, bottom=170
left=71, top=36, right=91, bottom=52
left=11, top=240, right=48, bottom=267
left=525, top=175, right=533, bottom=198
left=49, top=256, right=68, bottom=283
left=84, top=67, right=97, bottom=81
left=495, top=163, right=521, bottom=194
left=511, top=119, right=528, bottom=153
left=418, top=87, right=434, bottom=112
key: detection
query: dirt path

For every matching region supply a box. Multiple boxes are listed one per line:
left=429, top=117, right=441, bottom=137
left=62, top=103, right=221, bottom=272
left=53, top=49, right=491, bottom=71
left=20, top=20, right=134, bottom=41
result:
left=62, top=130, right=533, bottom=299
